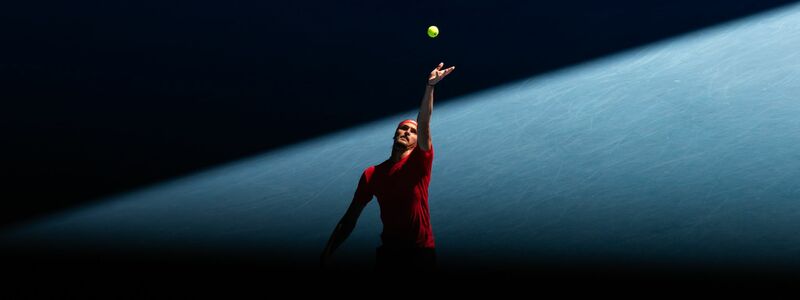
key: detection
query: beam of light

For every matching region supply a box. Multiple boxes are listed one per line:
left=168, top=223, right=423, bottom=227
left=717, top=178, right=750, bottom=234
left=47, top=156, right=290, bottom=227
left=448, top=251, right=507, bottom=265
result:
left=3, top=3, right=800, bottom=271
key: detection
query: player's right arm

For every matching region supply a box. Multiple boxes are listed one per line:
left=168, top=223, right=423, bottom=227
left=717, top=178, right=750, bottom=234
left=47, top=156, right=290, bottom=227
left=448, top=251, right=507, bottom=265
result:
left=320, top=170, right=373, bottom=268
left=320, top=199, right=367, bottom=266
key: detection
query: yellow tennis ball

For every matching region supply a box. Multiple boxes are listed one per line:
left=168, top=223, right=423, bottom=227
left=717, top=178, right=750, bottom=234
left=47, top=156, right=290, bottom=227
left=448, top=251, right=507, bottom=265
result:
left=427, top=26, right=439, bottom=38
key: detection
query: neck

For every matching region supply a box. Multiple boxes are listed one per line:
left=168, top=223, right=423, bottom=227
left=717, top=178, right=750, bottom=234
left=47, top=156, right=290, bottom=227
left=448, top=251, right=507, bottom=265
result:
left=390, top=144, right=414, bottom=162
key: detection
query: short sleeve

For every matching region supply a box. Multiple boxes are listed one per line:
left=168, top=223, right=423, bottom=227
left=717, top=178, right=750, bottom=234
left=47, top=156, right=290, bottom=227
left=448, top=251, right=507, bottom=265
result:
left=352, top=166, right=375, bottom=206
left=412, top=144, right=434, bottom=176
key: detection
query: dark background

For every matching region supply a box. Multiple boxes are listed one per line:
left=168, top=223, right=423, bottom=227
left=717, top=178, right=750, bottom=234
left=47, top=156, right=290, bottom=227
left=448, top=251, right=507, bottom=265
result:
left=3, top=0, right=798, bottom=285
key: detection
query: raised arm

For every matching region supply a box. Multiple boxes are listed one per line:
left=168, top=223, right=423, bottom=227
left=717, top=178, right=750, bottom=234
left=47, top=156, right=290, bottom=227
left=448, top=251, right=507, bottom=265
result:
left=417, top=62, right=455, bottom=151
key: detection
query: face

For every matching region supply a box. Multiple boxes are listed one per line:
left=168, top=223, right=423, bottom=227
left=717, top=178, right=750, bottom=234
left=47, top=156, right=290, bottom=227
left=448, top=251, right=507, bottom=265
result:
left=394, top=123, right=418, bottom=148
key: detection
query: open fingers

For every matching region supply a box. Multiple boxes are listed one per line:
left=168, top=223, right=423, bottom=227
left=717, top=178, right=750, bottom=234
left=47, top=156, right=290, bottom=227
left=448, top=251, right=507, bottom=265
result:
left=442, top=66, right=455, bottom=76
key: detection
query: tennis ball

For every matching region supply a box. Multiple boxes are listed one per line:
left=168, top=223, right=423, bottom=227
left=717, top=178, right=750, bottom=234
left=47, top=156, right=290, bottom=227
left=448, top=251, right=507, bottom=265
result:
left=427, top=26, right=439, bottom=38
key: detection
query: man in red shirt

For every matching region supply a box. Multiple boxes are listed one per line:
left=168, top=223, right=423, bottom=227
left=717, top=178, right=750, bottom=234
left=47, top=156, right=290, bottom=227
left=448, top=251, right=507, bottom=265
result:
left=321, top=62, right=455, bottom=271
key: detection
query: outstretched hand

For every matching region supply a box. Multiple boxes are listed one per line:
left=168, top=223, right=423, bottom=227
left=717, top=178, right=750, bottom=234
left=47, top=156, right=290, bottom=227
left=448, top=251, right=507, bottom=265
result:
left=428, top=62, right=455, bottom=86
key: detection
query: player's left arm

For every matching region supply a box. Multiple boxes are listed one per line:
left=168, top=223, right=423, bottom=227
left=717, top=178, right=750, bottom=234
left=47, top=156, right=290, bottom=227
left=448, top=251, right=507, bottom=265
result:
left=417, top=62, right=455, bottom=151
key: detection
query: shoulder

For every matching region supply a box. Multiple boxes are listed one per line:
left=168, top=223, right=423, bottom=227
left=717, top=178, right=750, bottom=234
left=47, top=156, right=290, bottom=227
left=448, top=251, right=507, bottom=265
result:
left=414, top=143, right=434, bottom=157
left=357, top=166, right=377, bottom=186
left=363, top=165, right=376, bottom=177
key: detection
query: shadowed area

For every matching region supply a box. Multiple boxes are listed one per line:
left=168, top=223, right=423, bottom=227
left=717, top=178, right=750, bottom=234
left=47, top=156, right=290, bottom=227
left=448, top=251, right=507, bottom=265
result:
left=3, top=0, right=799, bottom=227
left=4, top=4, right=800, bottom=283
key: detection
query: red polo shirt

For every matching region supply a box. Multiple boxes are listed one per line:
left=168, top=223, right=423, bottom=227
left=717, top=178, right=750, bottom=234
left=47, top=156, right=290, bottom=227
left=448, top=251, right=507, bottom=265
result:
left=353, top=145, right=435, bottom=248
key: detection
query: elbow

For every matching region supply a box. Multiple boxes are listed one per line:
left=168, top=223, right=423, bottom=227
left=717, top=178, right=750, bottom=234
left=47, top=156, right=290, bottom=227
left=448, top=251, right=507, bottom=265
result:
left=418, top=118, right=431, bottom=127
left=339, top=218, right=357, bottom=232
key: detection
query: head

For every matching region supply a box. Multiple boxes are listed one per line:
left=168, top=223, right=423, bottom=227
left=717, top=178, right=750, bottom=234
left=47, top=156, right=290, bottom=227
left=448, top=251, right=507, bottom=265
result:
left=393, top=119, right=418, bottom=149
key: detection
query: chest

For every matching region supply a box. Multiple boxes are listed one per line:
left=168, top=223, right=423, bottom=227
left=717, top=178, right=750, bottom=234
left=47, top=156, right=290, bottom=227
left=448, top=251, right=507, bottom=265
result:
left=372, top=160, right=423, bottom=193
